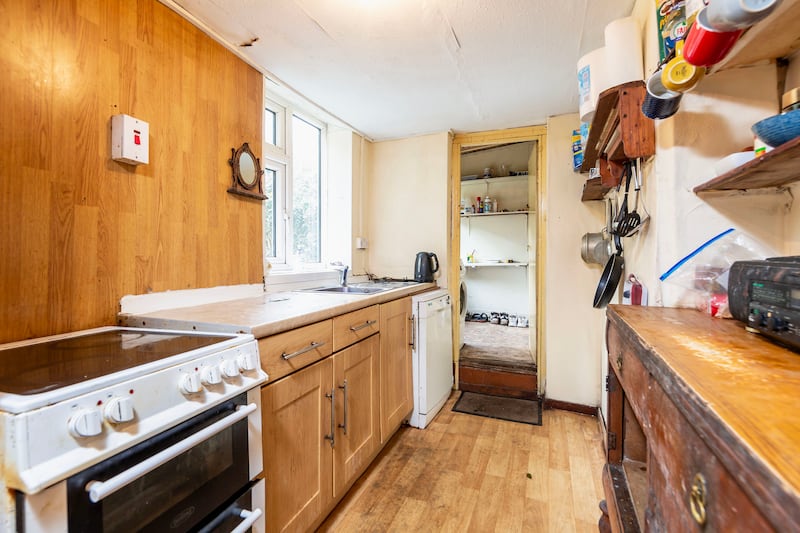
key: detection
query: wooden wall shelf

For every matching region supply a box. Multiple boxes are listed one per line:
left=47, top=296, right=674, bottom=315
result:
left=579, top=81, right=655, bottom=173
left=713, top=0, right=800, bottom=72
left=693, top=137, right=800, bottom=193
left=581, top=177, right=611, bottom=201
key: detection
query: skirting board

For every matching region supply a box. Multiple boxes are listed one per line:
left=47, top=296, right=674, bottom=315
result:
left=543, top=398, right=598, bottom=416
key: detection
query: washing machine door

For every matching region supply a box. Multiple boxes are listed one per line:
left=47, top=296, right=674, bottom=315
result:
left=459, top=280, right=467, bottom=318
left=458, top=280, right=467, bottom=349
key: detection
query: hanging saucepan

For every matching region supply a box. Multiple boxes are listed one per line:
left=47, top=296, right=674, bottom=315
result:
left=593, top=234, right=625, bottom=309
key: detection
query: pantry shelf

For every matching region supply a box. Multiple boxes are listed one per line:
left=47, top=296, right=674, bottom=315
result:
left=464, top=262, right=529, bottom=268
left=461, top=210, right=533, bottom=218
left=693, top=137, right=800, bottom=193
left=461, top=174, right=529, bottom=184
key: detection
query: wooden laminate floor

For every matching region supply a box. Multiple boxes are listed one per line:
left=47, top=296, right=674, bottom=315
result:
left=319, top=393, right=605, bottom=532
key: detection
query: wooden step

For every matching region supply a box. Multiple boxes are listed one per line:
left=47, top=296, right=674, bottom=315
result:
left=459, top=363, right=537, bottom=400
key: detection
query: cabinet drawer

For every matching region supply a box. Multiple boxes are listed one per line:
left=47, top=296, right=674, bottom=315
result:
left=645, top=376, right=773, bottom=532
left=333, top=305, right=380, bottom=352
left=258, top=320, right=333, bottom=382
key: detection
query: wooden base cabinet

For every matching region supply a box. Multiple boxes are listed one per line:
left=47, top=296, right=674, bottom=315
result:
left=262, top=335, right=381, bottom=533
left=379, top=297, right=413, bottom=442
left=332, top=335, right=381, bottom=497
left=262, top=357, right=333, bottom=533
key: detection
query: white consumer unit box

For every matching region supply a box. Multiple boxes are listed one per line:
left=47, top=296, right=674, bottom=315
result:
left=111, top=114, right=149, bottom=165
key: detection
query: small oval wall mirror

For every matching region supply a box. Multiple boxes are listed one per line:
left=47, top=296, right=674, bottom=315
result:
left=228, top=142, right=266, bottom=200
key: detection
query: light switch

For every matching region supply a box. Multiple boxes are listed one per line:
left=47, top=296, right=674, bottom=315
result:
left=111, top=114, right=149, bottom=165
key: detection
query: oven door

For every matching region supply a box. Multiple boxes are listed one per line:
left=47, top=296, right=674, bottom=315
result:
left=63, top=392, right=258, bottom=533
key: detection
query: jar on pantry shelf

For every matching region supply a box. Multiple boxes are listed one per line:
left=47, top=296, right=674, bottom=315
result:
left=483, top=196, right=493, bottom=213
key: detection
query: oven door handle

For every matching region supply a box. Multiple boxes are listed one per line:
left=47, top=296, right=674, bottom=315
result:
left=231, top=507, right=264, bottom=533
left=86, top=403, right=257, bottom=503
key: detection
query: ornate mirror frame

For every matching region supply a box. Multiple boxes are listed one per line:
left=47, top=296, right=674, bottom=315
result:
left=227, top=142, right=267, bottom=200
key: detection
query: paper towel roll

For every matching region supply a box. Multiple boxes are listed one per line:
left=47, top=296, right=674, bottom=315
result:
left=577, top=47, right=607, bottom=123
left=604, top=17, right=644, bottom=89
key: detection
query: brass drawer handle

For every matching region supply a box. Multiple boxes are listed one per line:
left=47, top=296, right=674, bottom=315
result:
left=690, top=473, right=707, bottom=526
left=349, top=319, right=377, bottom=332
left=281, top=341, right=325, bottom=360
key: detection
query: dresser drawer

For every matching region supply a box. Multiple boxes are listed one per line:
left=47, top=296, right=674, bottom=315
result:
left=606, top=321, right=651, bottom=428
left=645, top=375, right=773, bottom=532
left=332, top=305, right=380, bottom=352
left=258, top=320, right=333, bottom=382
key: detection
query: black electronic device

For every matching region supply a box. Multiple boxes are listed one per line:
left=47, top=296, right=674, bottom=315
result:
left=728, top=256, right=800, bottom=352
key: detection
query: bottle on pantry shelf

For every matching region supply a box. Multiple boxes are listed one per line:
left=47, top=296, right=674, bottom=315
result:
left=483, top=196, right=493, bottom=213
left=476, top=196, right=483, bottom=213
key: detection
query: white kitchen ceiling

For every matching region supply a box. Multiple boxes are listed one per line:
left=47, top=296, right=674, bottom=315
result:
left=168, top=0, right=636, bottom=140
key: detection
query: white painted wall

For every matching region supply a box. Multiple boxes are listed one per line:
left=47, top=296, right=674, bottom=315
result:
left=364, top=132, right=450, bottom=285
left=461, top=213, right=530, bottom=317
left=327, top=128, right=369, bottom=276
left=543, top=113, right=607, bottom=406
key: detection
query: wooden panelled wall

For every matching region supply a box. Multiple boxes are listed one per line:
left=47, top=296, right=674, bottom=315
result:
left=0, top=1, right=264, bottom=343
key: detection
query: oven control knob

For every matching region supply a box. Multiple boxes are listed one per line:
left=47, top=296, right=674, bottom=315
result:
left=179, top=372, right=203, bottom=394
left=237, top=352, right=259, bottom=372
left=220, top=359, right=240, bottom=378
left=201, top=365, right=222, bottom=385
left=68, top=409, right=103, bottom=438
left=105, top=397, right=135, bottom=424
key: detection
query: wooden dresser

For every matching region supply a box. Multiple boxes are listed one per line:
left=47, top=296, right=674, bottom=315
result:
left=601, top=305, right=800, bottom=531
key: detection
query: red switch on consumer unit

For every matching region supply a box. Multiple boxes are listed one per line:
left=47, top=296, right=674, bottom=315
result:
left=134, top=130, right=141, bottom=145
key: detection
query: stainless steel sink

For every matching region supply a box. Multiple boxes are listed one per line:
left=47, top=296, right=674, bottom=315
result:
left=310, top=286, right=387, bottom=294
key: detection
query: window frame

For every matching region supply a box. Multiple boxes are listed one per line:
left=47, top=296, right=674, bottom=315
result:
left=262, top=93, right=327, bottom=273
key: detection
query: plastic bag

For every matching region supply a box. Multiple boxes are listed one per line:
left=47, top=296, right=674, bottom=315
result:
left=659, top=228, right=777, bottom=316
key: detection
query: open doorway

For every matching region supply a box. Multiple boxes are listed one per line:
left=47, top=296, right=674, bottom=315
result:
left=449, top=127, right=546, bottom=400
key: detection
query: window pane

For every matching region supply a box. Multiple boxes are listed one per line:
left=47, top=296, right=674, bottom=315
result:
left=262, top=169, right=277, bottom=258
left=265, top=109, right=277, bottom=145
left=291, top=116, right=321, bottom=263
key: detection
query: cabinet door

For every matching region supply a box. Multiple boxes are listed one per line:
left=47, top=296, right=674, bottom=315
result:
left=262, top=358, right=333, bottom=533
left=332, top=335, right=381, bottom=497
left=379, top=297, right=413, bottom=442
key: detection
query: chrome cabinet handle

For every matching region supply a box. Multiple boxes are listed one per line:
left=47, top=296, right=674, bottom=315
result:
left=409, top=315, right=416, bottom=349
left=86, top=403, right=257, bottom=503
left=338, top=379, right=348, bottom=435
left=690, top=473, right=708, bottom=526
left=324, top=389, right=335, bottom=448
left=231, top=508, right=263, bottom=533
left=281, top=341, right=325, bottom=360
left=349, top=319, right=377, bottom=332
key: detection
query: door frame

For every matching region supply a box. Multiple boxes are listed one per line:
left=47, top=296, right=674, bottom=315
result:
left=448, top=125, right=548, bottom=395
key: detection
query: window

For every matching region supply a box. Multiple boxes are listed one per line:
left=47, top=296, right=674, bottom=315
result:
left=262, top=96, right=325, bottom=270
left=291, top=116, right=321, bottom=263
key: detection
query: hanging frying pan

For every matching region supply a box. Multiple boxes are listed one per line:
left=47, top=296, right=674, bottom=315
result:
left=593, top=234, right=625, bottom=309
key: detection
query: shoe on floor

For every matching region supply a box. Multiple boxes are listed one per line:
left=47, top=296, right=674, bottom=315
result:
left=508, top=314, right=518, bottom=327
left=490, top=312, right=500, bottom=324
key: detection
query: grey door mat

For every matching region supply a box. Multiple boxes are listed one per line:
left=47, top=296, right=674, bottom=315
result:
left=452, top=391, right=542, bottom=426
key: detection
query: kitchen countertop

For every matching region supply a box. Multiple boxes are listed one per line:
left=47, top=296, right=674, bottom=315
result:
left=118, top=283, right=438, bottom=338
